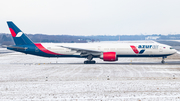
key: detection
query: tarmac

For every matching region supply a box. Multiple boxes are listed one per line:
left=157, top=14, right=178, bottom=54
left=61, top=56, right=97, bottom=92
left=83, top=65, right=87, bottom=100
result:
left=0, top=48, right=180, bottom=100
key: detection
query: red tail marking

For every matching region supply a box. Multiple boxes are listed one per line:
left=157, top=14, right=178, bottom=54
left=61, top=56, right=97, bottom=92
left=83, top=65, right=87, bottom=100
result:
left=35, top=43, right=62, bottom=55
left=130, top=45, right=139, bottom=54
left=9, top=28, right=16, bottom=37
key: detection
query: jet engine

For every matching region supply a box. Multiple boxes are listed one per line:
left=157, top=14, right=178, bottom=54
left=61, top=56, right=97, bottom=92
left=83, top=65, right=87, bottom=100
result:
left=100, top=52, right=118, bottom=61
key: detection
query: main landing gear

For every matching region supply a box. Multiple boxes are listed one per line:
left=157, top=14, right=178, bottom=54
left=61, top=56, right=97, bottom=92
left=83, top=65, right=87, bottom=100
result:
left=161, top=56, right=167, bottom=64
left=84, top=54, right=96, bottom=64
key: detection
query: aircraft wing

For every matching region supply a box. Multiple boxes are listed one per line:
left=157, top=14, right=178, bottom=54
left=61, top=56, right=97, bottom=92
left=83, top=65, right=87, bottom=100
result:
left=58, top=45, right=102, bottom=56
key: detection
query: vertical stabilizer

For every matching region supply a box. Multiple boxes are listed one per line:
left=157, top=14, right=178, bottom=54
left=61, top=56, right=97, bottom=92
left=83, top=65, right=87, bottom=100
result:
left=7, top=21, right=34, bottom=45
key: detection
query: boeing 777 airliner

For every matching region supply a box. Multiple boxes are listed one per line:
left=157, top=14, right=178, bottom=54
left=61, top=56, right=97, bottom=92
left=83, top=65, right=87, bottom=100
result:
left=7, top=21, right=177, bottom=64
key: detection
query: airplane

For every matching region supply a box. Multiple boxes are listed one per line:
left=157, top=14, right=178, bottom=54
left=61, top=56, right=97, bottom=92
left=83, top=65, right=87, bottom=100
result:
left=7, top=21, right=177, bottom=64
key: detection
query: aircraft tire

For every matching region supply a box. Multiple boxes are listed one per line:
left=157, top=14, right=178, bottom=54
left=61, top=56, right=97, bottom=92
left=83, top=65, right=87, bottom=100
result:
left=84, top=60, right=96, bottom=64
left=161, top=60, right=165, bottom=64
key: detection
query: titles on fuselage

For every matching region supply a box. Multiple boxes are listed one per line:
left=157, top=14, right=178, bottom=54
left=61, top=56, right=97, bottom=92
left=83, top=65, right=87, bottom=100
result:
left=138, top=45, right=158, bottom=49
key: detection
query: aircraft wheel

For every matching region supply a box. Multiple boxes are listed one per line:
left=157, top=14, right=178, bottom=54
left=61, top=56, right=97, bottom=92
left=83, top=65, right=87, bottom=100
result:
left=84, top=60, right=96, bottom=64
left=84, top=61, right=87, bottom=64
left=161, top=60, right=165, bottom=64
left=91, top=61, right=96, bottom=64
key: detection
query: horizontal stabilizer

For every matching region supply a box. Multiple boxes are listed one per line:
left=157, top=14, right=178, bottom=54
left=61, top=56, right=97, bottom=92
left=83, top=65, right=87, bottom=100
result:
left=7, top=46, right=27, bottom=50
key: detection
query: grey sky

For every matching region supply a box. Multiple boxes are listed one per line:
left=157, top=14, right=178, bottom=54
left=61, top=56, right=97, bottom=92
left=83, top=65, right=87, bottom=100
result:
left=1, top=0, right=180, bottom=35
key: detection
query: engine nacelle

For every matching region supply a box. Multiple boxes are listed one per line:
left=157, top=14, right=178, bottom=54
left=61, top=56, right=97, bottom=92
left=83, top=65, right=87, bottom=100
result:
left=100, top=52, right=118, bottom=61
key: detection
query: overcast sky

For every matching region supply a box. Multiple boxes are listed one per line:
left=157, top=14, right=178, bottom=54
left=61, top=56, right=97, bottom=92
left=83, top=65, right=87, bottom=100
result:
left=1, top=0, right=180, bottom=36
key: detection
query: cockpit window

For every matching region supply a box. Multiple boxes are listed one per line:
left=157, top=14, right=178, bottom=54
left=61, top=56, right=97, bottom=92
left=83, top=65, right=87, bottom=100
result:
left=170, top=47, right=174, bottom=49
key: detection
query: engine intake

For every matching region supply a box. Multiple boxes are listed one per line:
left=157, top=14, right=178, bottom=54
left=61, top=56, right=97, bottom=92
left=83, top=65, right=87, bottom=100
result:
left=100, top=52, right=118, bottom=61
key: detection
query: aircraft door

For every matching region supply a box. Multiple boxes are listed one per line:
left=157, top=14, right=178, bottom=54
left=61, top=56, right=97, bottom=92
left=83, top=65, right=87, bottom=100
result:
left=159, top=46, right=163, bottom=52
left=35, top=47, right=39, bottom=52
left=98, top=46, right=101, bottom=51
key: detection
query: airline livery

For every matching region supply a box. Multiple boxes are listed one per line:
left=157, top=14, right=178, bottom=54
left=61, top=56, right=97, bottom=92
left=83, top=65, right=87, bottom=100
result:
left=7, top=21, right=177, bottom=64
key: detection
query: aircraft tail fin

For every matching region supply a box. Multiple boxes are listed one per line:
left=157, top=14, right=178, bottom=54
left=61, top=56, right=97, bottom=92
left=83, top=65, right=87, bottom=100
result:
left=7, top=21, right=34, bottom=45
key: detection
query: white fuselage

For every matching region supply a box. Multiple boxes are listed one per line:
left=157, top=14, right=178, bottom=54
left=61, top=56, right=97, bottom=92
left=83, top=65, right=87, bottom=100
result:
left=39, top=42, right=176, bottom=57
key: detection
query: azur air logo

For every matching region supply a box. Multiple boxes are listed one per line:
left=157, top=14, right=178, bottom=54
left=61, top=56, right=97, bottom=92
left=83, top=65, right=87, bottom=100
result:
left=130, top=45, right=145, bottom=54
left=138, top=45, right=158, bottom=49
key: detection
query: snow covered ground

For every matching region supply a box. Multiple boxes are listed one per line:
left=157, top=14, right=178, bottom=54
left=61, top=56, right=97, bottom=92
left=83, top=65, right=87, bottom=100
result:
left=1, top=48, right=180, bottom=100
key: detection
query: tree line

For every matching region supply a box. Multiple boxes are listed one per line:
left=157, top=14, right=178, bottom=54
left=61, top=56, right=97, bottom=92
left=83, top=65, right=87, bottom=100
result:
left=1, top=33, right=180, bottom=46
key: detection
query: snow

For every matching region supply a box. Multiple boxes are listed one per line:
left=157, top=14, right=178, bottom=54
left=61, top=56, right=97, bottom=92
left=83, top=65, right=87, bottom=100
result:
left=0, top=48, right=14, bottom=54
left=0, top=48, right=180, bottom=100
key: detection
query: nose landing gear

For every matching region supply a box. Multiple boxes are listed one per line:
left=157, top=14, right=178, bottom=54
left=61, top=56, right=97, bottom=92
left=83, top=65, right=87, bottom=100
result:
left=84, top=54, right=96, bottom=64
left=161, top=56, right=167, bottom=64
